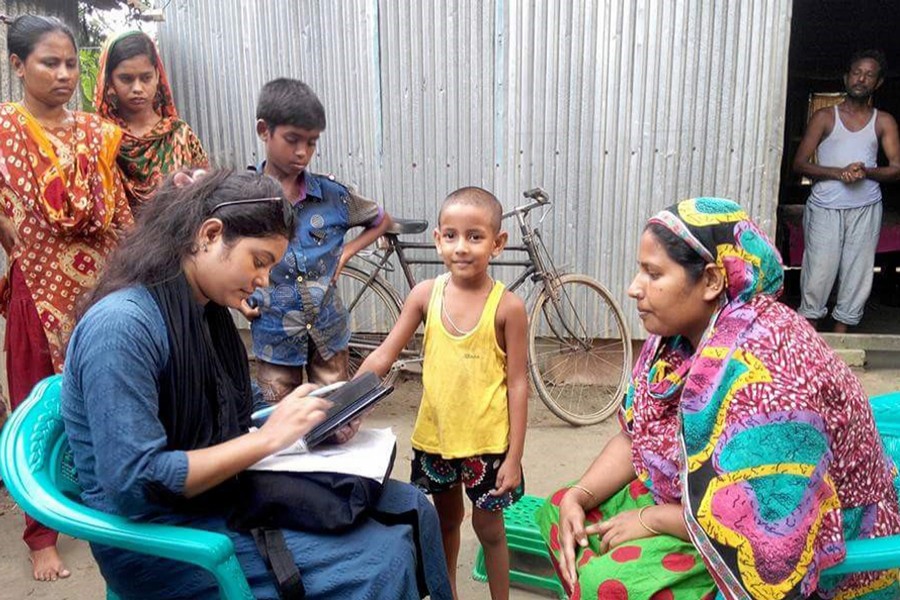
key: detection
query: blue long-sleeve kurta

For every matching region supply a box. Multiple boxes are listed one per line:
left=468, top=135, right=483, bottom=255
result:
left=61, top=286, right=451, bottom=600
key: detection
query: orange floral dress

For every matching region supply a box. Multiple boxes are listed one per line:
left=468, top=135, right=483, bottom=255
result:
left=0, top=102, right=133, bottom=370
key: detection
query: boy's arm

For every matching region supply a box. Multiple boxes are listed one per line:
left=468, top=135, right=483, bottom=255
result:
left=336, top=186, right=393, bottom=280
left=356, top=279, right=431, bottom=379
left=492, top=292, right=528, bottom=495
left=336, top=211, right=393, bottom=280
left=502, top=292, right=529, bottom=463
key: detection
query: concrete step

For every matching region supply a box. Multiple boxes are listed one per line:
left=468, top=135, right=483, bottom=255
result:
left=833, top=348, right=866, bottom=368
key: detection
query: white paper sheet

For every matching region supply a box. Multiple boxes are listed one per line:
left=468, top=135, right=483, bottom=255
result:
left=247, top=428, right=397, bottom=483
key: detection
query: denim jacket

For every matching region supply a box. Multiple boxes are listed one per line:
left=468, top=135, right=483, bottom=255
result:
left=248, top=165, right=383, bottom=365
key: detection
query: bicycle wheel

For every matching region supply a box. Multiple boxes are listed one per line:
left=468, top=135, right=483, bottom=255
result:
left=529, top=274, right=632, bottom=426
left=336, top=265, right=403, bottom=386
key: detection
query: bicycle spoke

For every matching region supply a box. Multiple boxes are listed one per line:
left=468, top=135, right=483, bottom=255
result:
left=532, top=357, right=571, bottom=381
left=529, top=275, right=631, bottom=425
left=535, top=348, right=623, bottom=365
left=587, top=339, right=630, bottom=353
left=539, top=355, right=624, bottom=377
left=530, top=344, right=625, bottom=370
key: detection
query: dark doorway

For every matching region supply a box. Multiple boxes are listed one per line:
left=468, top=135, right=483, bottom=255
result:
left=778, top=0, right=900, bottom=334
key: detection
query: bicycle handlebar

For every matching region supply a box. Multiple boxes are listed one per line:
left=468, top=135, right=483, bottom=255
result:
left=386, top=187, right=549, bottom=224
left=502, top=186, right=550, bottom=220
left=523, top=187, right=549, bottom=203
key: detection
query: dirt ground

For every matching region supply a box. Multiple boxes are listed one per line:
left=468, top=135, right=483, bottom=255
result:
left=2, top=366, right=900, bottom=599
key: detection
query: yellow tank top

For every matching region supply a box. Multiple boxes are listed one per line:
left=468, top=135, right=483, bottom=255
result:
left=411, top=274, right=509, bottom=458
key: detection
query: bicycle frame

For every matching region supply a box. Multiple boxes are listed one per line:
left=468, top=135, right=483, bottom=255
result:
left=340, top=188, right=632, bottom=425
left=505, top=204, right=597, bottom=350
left=347, top=202, right=595, bottom=354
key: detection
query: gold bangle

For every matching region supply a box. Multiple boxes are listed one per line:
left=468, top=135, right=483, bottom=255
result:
left=638, top=506, right=662, bottom=536
left=569, top=484, right=597, bottom=500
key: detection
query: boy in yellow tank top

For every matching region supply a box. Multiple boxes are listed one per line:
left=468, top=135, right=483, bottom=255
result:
left=359, top=187, right=529, bottom=599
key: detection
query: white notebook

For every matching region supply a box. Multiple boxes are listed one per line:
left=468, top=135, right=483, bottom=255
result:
left=248, top=427, right=397, bottom=483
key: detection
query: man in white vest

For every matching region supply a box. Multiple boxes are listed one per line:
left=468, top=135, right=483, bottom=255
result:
left=793, top=49, right=900, bottom=333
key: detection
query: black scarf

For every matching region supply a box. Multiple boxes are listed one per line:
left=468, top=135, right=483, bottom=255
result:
left=148, top=273, right=252, bottom=508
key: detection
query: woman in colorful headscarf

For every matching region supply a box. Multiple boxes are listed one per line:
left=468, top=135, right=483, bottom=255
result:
left=539, top=197, right=900, bottom=599
left=95, top=31, right=207, bottom=211
left=0, top=14, right=132, bottom=582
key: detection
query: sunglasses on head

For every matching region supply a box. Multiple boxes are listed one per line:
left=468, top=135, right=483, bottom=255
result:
left=210, top=196, right=293, bottom=227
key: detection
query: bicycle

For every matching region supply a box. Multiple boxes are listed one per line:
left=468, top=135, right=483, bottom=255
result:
left=335, top=188, right=632, bottom=426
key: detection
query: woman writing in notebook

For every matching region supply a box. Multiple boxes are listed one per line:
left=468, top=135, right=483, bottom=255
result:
left=61, top=169, right=452, bottom=599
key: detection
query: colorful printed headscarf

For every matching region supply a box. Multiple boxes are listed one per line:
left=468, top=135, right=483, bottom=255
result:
left=95, top=31, right=176, bottom=122
left=95, top=31, right=207, bottom=209
left=622, top=198, right=900, bottom=599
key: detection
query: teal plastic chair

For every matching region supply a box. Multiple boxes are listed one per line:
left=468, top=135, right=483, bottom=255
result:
left=0, top=375, right=253, bottom=599
left=473, top=391, right=900, bottom=595
left=823, top=390, right=900, bottom=576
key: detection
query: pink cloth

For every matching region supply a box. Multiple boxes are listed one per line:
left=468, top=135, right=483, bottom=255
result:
left=784, top=206, right=900, bottom=266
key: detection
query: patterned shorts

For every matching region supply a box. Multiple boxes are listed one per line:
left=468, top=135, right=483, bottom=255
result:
left=410, top=449, right=525, bottom=512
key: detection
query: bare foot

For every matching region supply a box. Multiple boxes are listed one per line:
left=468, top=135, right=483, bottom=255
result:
left=834, top=321, right=849, bottom=334
left=30, top=546, right=71, bottom=581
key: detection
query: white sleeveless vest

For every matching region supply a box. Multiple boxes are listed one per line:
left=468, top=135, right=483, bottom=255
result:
left=809, top=105, right=881, bottom=209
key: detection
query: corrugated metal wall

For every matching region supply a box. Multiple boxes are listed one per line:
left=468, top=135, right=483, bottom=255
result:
left=0, top=1, right=79, bottom=102
left=158, top=0, right=792, bottom=337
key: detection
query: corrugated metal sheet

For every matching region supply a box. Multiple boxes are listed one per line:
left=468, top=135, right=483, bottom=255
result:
left=158, top=0, right=792, bottom=337
left=0, top=1, right=79, bottom=103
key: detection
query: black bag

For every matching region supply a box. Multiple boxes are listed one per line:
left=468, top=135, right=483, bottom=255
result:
left=226, top=445, right=405, bottom=599
left=250, top=528, right=307, bottom=600
left=228, top=443, right=396, bottom=534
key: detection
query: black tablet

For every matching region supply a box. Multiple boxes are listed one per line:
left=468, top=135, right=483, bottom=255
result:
left=303, top=372, right=393, bottom=449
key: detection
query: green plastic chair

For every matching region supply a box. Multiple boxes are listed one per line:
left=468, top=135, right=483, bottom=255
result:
left=472, top=493, right=566, bottom=598
left=473, top=391, right=900, bottom=596
left=0, top=375, right=253, bottom=600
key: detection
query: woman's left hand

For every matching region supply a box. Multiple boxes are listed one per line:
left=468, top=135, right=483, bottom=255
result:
left=327, top=417, right=362, bottom=445
left=173, top=168, right=209, bottom=188
left=0, top=214, right=18, bottom=254
left=587, top=508, right=654, bottom=554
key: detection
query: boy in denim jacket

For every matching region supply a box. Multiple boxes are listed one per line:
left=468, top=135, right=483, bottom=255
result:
left=241, top=79, right=392, bottom=401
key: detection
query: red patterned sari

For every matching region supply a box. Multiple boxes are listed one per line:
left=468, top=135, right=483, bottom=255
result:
left=95, top=31, right=208, bottom=210
left=0, top=102, right=133, bottom=370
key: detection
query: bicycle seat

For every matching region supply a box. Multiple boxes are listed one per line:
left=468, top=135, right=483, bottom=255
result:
left=387, top=218, right=429, bottom=235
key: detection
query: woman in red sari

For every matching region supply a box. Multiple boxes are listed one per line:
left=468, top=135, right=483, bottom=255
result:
left=95, top=31, right=208, bottom=212
left=0, top=14, right=132, bottom=582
